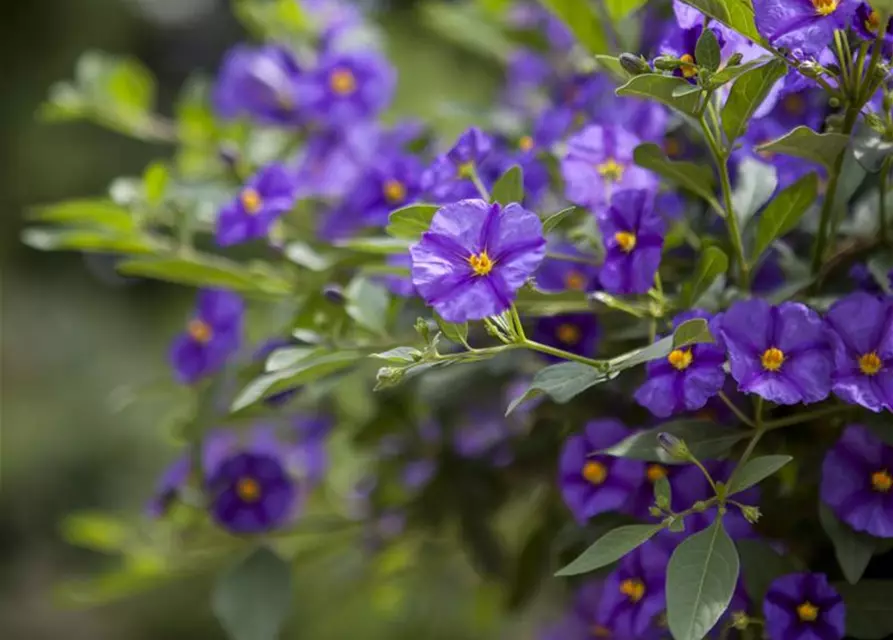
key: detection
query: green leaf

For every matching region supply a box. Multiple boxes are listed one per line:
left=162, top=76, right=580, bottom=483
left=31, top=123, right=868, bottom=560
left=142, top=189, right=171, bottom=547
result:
left=835, top=580, right=893, bottom=640
left=682, top=246, right=729, bottom=307
left=819, top=503, right=878, bottom=584
left=708, top=55, right=775, bottom=87
left=211, top=546, right=292, bottom=640
left=335, top=236, right=412, bottom=254
left=143, top=161, right=169, bottom=206
left=655, top=476, right=672, bottom=504
left=676, top=0, right=763, bottom=43
left=752, top=173, right=819, bottom=262
left=232, top=351, right=359, bottom=411
left=633, top=143, right=717, bottom=205
left=435, top=313, right=469, bottom=345
left=28, top=199, right=134, bottom=232
left=491, top=165, right=524, bottom=205
left=868, top=251, right=893, bottom=294
left=385, top=203, right=441, bottom=239
left=265, top=346, right=317, bottom=372
left=721, top=59, right=787, bottom=143
left=673, top=318, right=714, bottom=348
left=542, top=206, right=581, bottom=233
left=505, top=362, right=614, bottom=415
left=602, top=420, right=748, bottom=463
left=594, top=55, right=632, bottom=82
left=555, top=524, right=662, bottom=576
left=616, top=75, right=702, bottom=118
left=371, top=347, right=422, bottom=364
left=22, top=228, right=157, bottom=255
left=731, top=157, right=777, bottom=228
left=61, top=512, right=129, bottom=553
left=728, top=455, right=792, bottom=494
left=696, top=28, right=722, bottom=72
left=117, top=256, right=291, bottom=295
left=666, top=519, right=740, bottom=640
left=345, top=278, right=390, bottom=335
left=756, top=127, right=850, bottom=172
left=736, top=539, right=800, bottom=603
left=537, top=0, right=609, bottom=54
left=284, top=241, right=334, bottom=271
left=603, top=0, right=648, bottom=20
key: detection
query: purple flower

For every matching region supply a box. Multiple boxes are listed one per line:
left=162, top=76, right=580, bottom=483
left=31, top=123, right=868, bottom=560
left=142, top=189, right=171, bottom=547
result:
left=597, top=541, right=670, bottom=638
left=711, top=299, right=832, bottom=405
left=849, top=263, right=891, bottom=294
left=423, top=128, right=494, bottom=202
left=854, top=3, right=893, bottom=50
left=669, top=461, right=760, bottom=539
left=763, top=573, right=844, bottom=640
left=635, top=311, right=727, bottom=418
left=562, top=125, right=657, bottom=210
left=453, top=412, right=515, bottom=466
left=534, top=241, right=601, bottom=293
left=558, top=420, right=645, bottom=522
left=660, top=24, right=727, bottom=83
left=293, top=123, right=380, bottom=201
left=410, top=199, right=545, bottom=323
left=379, top=253, right=416, bottom=298
left=821, top=425, right=893, bottom=537
left=825, top=293, right=893, bottom=412
left=213, top=45, right=304, bottom=125
left=598, top=189, right=665, bottom=295
left=299, top=51, right=395, bottom=126
left=170, top=289, right=243, bottom=384
left=216, top=164, right=297, bottom=246
left=146, top=455, right=191, bottom=517
left=753, top=0, right=859, bottom=57
left=533, top=313, right=600, bottom=362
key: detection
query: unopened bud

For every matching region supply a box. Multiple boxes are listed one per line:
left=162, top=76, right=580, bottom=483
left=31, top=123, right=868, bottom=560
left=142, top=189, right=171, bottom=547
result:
left=415, top=317, right=431, bottom=343
left=725, top=52, right=743, bottom=67
left=740, top=505, right=762, bottom=524
left=692, top=500, right=708, bottom=512
left=865, top=112, right=885, bottom=132
left=322, top=284, right=346, bottom=304
left=619, top=52, right=652, bottom=76
left=653, top=56, right=682, bottom=71
left=797, top=61, right=820, bottom=78
left=731, top=611, right=750, bottom=630
left=828, top=97, right=841, bottom=109
left=655, top=495, right=670, bottom=510
left=657, top=432, right=690, bottom=460
left=375, top=366, right=404, bottom=388
left=649, top=506, right=664, bottom=517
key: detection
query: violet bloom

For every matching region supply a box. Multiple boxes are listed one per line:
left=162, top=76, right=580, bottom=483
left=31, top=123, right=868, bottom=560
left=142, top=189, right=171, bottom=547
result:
left=821, top=425, right=893, bottom=537
left=764, top=573, right=845, bottom=640
left=854, top=3, right=893, bottom=50
left=597, top=189, right=665, bottom=295
left=635, top=310, right=726, bottom=418
left=711, top=299, right=832, bottom=405
left=300, top=51, right=395, bottom=126
left=293, top=123, right=380, bottom=201
left=562, top=125, right=657, bottom=210
left=422, top=128, right=494, bottom=202
left=379, top=253, right=416, bottom=298
left=669, top=461, right=759, bottom=539
left=453, top=412, right=515, bottom=467
left=534, top=241, right=601, bottom=293
left=410, top=199, right=545, bottom=323
left=170, top=289, right=243, bottom=384
left=848, top=263, right=891, bottom=294
left=533, top=313, right=600, bottom=362
left=213, top=45, right=304, bottom=125
left=558, top=419, right=646, bottom=522
left=825, top=293, right=893, bottom=412
left=597, top=541, right=670, bottom=638
left=660, top=23, right=727, bottom=83
left=752, top=0, right=859, bottom=57
left=216, top=163, right=297, bottom=246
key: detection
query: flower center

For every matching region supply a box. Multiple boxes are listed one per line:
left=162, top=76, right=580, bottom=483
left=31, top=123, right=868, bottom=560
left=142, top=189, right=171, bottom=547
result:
left=872, top=469, right=893, bottom=492
left=236, top=477, right=262, bottom=502
left=457, top=161, right=475, bottom=178
left=565, top=270, right=587, bottom=291
left=590, top=625, right=612, bottom=638
left=679, top=53, right=698, bottom=79
left=797, top=601, right=819, bottom=622
left=557, top=323, right=581, bottom=345
left=867, top=10, right=881, bottom=31
left=668, top=349, right=693, bottom=371
left=597, top=158, right=625, bottom=182
left=240, top=188, right=263, bottom=215
left=761, top=347, right=785, bottom=372
left=859, top=352, right=883, bottom=376
left=811, top=0, right=838, bottom=16
left=582, top=460, right=607, bottom=485
left=646, top=464, right=667, bottom=483
left=468, top=251, right=494, bottom=276
left=382, top=179, right=406, bottom=204
left=188, top=318, right=213, bottom=344
left=614, top=231, right=637, bottom=253
left=783, top=94, right=806, bottom=116
left=664, top=136, right=682, bottom=158
left=329, top=67, right=357, bottom=95
left=619, top=578, right=646, bottom=603
left=519, top=135, right=535, bottom=152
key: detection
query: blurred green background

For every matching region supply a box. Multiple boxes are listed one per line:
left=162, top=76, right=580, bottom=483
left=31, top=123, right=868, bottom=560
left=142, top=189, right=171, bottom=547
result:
left=1, top=0, right=516, bottom=637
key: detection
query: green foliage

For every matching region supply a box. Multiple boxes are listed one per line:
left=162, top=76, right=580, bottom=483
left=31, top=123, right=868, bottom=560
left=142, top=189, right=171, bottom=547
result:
left=117, top=255, right=292, bottom=296
left=633, top=143, right=718, bottom=206
left=536, top=0, right=608, bottom=55
left=555, top=524, right=662, bottom=576
left=492, top=165, right=524, bottom=205
left=836, top=580, right=893, bottom=640
left=819, top=503, right=879, bottom=585
left=541, top=206, right=581, bottom=233
left=681, top=246, right=729, bottom=307
left=756, top=127, right=850, bottom=171
left=616, top=75, right=702, bottom=117
left=386, top=204, right=441, bottom=239
left=751, top=173, right=819, bottom=262
left=675, top=0, right=763, bottom=43
left=602, top=420, right=748, bottom=462
left=695, top=28, right=722, bottom=72
left=345, top=278, right=391, bottom=335
left=728, top=455, right=792, bottom=494
left=736, top=539, right=800, bottom=603
left=721, top=59, right=787, bottom=144
left=435, top=314, right=470, bottom=345
left=504, top=362, right=615, bottom=414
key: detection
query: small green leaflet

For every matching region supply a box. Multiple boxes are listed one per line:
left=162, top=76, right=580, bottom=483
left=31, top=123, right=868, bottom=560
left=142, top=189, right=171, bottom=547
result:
left=819, top=503, right=878, bottom=585
left=681, top=246, right=729, bottom=307
left=728, top=455, right=792, bottom=494
left=505, top=362, right=615, bottom=415
left=116, top=255, right=291, bottom=295
left=491, top=165, right=524, bottom=205
left=555, top=524, right=662, bottom=576
left=751, top=173, right=818, bottom=262
left=435, top=313, right=469, bottom=345
left=386, top=203, right=440, bottom=238
left=608, top=318, right=713, bottom=372
left=676, top=0, right=762, bottom=43
left=756, top=127, right=850, bottom=172
left=695, top=27, right=722, bottom=72
left=721, top=58, right=787, bottom=144
left=27, top=199, right=135, bottom=232
left=542, top=206, right=580, bottom=233
left=616, top=75, right=702, bottom=118
left=345, top=277, right=390, bottom=335
left=633, top=143, right=719, bottom=208
left=736, top=539, right=801, bottom=603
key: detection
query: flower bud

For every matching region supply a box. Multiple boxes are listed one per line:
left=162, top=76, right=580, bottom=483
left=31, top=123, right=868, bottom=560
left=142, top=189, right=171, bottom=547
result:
left=726, top=52, right=743, bottom=67
left=655, top=495, right=670, bottom=510
left=415, top=317, right=431, bottom=343
left=693, top=500, right=708, bottom=512
left=657, top=432, right=690, bottom=460
left=740, top=504, right=762, bottom=524
left=649, top=506, right=664, bottom=517
left=731, top=611, right=749, bottom=630
left=653, top=56, right=683, bottom=71
left=619, top=53, right=652, bottom=76
left=375, top=366, right=405, bottom=389
left=322, top=284, right=346, bottom=305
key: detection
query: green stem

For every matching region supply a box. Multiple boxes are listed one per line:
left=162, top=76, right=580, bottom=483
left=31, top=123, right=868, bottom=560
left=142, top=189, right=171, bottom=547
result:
left=522, top=339, right=607, bottom=369
left=467, top=165, right=491, bottom=201
left=763, top=404, right=852, bottom=431
left=881, top=156, right=892, bottom=244
left=509, top=304, right=527, bottom=341
left=727, top=399, right=764, bottom=495
left=717, top=391, right=756, bottom=428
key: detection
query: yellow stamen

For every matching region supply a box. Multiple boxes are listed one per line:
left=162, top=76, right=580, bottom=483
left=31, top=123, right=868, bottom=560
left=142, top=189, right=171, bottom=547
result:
left=665, top=136, right=682, bottom=158
left=236, top=477, right=262, bottom=502
left=582, top=460, right=607, bottom=485
left=468, top=251, right=494, bottom=276
left=797, top=601, right=819, bottom=622
left=457, top=161, right=475, bottom=179
left=872, top=469, right=893, bottom=492
left=619, top=578, right=646, bottom=603
left=329, top=67, right=357, bottom=95
left=188, top=319, right=213, bottom=344
left=859, top=352, right=883, bottom=376
left=557, top=323, right=581, bottom=345
left=382, top=179, right=406, bottom=204
left=597, top=158, right=625, bottom=182
left=614, top=231, right=637, bottom=253
left=240, top=188, right=263, bottom=215
left=565, top=270, right=587, bottom=291
left=647, top=464, right=667, bottom=483
left=519, top=135, right=535, bottom=152
left=811, top=0, right=838, bottom=16
left=668, top=349, right=693, bottom=371
left=761, top=347, right=785, bottom=372
left=867, top=10, right=881, bottom=31
left=679, top=53, right=698, bottom=79
left=591, top=625, right=612, bottom=638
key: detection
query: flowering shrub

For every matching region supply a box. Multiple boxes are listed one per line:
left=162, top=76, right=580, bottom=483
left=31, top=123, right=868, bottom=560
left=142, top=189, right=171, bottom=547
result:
left=28, top=0, right=893, bottom=639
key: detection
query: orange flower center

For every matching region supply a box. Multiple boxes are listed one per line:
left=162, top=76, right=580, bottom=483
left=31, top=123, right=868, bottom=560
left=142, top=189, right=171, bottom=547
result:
left=797, top=601, right=819, bottom=622
left=329, top=67, right=357, bottom=95
left=679, top=53, right=698, bottom=79
left=872, top=469, right=893, bottom=492
left=646, top=464, right=667, bottom=483
left=557, top=323, right=581, bottom=345
left=188, top=318, right=213, bottom=344
left=664, top=136, right=682, bottom=158
left=761, top=347, right=785, bottom=372
left=591, top=624, right=612, bottom=638
left=614, top=231, right=637, bottom=253
left=620, top=578, right=646, bottom=603
left=468, top=251, right=494, bottom=276
left=382, top=179, right=406, bottom=204
left=565, top=270, right=587, bottom=291
left=859, top=352, right=883, bottom=376
left=597, top=158, right=625, bottom=182
left=519, top=135, right=535, bottom=152
left=240, top=188, right=263, bottom=215
left=457, top=161, right=475, bottom=178
left=867, top=10, right=881, bottom=31
left=236, top=477, right=262, bottom=502
left=582, top=460, right=607, bottom=485
left=811, top=0, right=838, bottom=16
left=668, top=349, right=693, bottom=371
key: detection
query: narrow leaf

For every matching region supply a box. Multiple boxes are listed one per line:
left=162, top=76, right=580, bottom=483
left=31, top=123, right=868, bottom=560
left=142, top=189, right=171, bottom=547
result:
left=682, top=246, right=729, bottom=307
left=556, top=524, right=662, bottom=576
left=28, top=199, right=135, bottom=232
left=117, top=255, right=290, bottom=295
left=729, top=455, right=792, bottom=494
left=722, top=59, right=787, bottom=143
left=695, top=28, right=722, bottom=72
left=491, top=165, right=524, bottom=205
left=435, top=313, right=469, bottom=345
left=819, top=503, right=878, bottom=584
left=709, top=55, right=775, bottom=87
left=505, top=362, right=614, bottom=415
left=386, top=203, right=440, bottom=238
left=752, top=173, right=818, bottom=262
left=602, top=420, right=748, bottom=462
left=633, top=143, right=717, bottom=205
left=616, top=75, right=702, bottom=118
left=542, top=206, right=580, bottom=233
left=756, top=127, right=850, bottom=172
left=345, top=278, right=390, bottom=334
